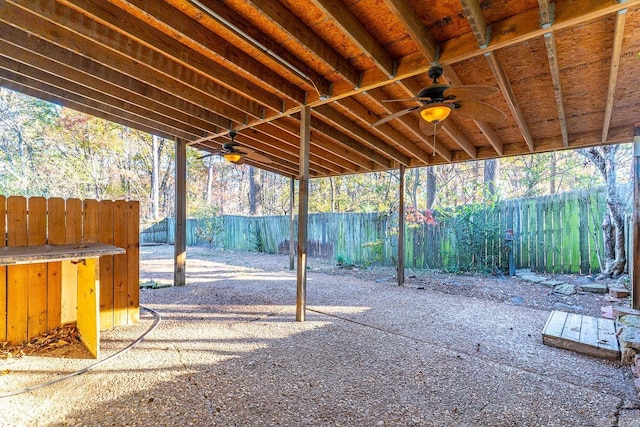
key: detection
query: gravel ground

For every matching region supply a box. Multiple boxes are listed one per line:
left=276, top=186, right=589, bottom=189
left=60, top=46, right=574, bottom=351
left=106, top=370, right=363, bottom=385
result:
left=1, top=244, right=638, bottom=426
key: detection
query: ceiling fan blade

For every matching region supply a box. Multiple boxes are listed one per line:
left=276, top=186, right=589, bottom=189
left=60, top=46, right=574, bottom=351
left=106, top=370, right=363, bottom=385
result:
left=453, top=100, right=506, bottom=122
left=198, top=150, right=224, bottom=160
left=418, top=119, right=444, bottom=136
left=245, top=151, right=273, bottom=164
left=234, top=157, right=246, bottom=165
left=382, top=97, right=432, bottom=103
left=371, top=106, right=420, bottom=127
left=443, top=85, right=498, bottom=101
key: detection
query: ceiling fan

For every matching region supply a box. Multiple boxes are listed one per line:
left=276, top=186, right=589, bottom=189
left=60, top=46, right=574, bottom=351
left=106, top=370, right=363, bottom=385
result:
left=199, top=130, right=272, bottom=164
left=371, top=64, right=506, bottom=132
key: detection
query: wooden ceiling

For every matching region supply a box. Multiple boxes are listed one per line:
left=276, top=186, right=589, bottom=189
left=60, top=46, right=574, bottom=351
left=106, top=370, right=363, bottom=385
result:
left=0, top=0, right=638, bottom=178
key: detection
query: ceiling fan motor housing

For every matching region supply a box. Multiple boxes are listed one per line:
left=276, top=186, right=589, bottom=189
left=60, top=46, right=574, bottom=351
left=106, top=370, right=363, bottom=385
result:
left=417, top=84, right=450, bottom=104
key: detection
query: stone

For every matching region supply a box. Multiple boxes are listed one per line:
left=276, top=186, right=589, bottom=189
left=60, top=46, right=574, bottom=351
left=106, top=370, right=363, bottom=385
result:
left=578, top=283, right=608, bottom=294
left=540, top=279, right=564, bottom=288
left=521, top=275, right=547, bottom=284
left=634, top=378, right=640, bottom=391
left=553, top=283, right=576, bottom=295
left=553, top=302, right=584, bottom=311
left=610, top=287, right=630, bottom=299
left=600, top=305, right=615, bottom=319
left=511, top=297, right=524, bottom=305
left=614, top=306, right=640, bottom=318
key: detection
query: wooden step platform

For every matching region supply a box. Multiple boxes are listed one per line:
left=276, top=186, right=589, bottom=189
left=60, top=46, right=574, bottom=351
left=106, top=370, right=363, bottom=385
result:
left=542, top=311, right=620, bottom=360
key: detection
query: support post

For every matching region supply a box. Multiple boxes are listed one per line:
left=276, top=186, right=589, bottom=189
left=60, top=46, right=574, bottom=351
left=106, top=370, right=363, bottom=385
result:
left=398, top=165, right=405, bottom=285
left=296, top=106, right=310, bottom=321
left=175, top=137, right=187, bottom=286
left=633, top=123, right=640, bottom=309
left=289, top=177, right=295, bottom=270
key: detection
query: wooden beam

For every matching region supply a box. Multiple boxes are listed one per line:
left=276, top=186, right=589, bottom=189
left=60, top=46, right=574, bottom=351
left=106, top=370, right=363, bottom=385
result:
left=441, top=122, right=477, bottom=159
left=289, top=177, right=295, bottom=271
left=1, top=1, right=250, bottom=124
left=398, top=165, right=405, bottom=286
left=246, top=0, right=360, bottom=86
left=538, top=0, right=554, bottom=26
left=381, top=0, right=436, bottom=61
left=311, top=0, right=395, bottom=77
left=174, top=137, right=187, bottom=287
left=296, top=106, right=311, bottom=322
left=484, top=51, right=535, bottom=152
left=59, top=0, right=288, bottom=112
left=314, top=104, right=412, bottom=166
left=460, top=0, right=489, bottom=48
left=543, top=33, right=568, bottom=147
left=602, top=9, right=627, bottom=143
left=634, top=123, right=640, bottom=309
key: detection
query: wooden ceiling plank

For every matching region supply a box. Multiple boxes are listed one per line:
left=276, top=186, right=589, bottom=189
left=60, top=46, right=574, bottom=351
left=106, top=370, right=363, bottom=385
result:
left=0, top=56, right=207, bottom=140
left=0, top=24, right=232, bottom=132
left=4, top=0, right=251, bottom=124
left=310, top=0, right=395, bottom=77
left=246, top=0, right=360, bottom=86
left=274, top=118, right=376, bottom=170
left=441, top=123, right=477, bottom=159
left=314, top=104, right=412, bottom=166
left=543, top=32, right=569, bottom=147
left=440, top=0, right=637, bottom=64
left=484, top=51, right=535, bottom=152
left=256, top=122, right=359, bottom=173
left=334, top=95, right=439, bottom=164
left=59, top=0, right=285, bottom=113
left=109, top=0, right=306, bottom=105
left=602, top=9, right=627, bottom=143
left=309, top=116, right=388, bottom=169
left=0, top=37, right=223, bottom=136
left=381, top=0, right=436, bottom=61
left=176, top=0, right=331, bottom=97
left=333, top=0, right=636, bottom=103
left=0, top=79, right=177, bottom=140
left=459, top=0, right=489, bottom=48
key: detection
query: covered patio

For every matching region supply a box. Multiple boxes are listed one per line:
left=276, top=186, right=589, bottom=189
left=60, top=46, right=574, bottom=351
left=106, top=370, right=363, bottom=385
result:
left=1, top=246, right=638, bottom=425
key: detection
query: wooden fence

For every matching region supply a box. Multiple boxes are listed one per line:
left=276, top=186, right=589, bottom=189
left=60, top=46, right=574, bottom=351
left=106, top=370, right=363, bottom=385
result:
left=0, top=196, right=139, bottom=344
left=141, top=188, right=629, bottom=274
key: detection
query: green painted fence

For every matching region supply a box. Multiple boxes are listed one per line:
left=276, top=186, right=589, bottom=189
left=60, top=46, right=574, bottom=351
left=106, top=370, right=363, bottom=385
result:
left=141, top=188, right=630, bottom=274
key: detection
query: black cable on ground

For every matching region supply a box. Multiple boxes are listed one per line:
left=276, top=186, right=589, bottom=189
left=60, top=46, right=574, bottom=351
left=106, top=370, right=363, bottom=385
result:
left=0, top=305, right=161, bottom=399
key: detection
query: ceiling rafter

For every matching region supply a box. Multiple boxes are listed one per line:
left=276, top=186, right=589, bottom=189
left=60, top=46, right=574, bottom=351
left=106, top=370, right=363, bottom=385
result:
left=332, top=95, right=434, bottom=165
left=0, top=76, right=185, bottom=139
left=273, top=118, right=378, bottom=171
left=310, top=0, right=395, bottom=78
left=245, top=0, right=360, bottom=87
left=538, top=0, right=568, bottom=148
left=459, top=0, right=489, bottom=48
left=59, top=0, right=285, bottom=114
left=257, top=122, right=361, bottom=173
left=484, top=51, right=535, bottom=152
left=314, top=105, right=412, bottom=166
left=0, top=37, right=222, bottom=136
left=106, top=0, right=307, bottom=105
left=2, top=1, right=251, bottom=124
left=602, top=9, right=627, bottom=143
left=381, top=0, right=436, bottom=62
left=173, top=0, right=331, bottom=97
left=0, top=58, right=206, bottom=140
left=543, top=33, right=568, bottom=148
left=309, top=115, right=392, bottom=169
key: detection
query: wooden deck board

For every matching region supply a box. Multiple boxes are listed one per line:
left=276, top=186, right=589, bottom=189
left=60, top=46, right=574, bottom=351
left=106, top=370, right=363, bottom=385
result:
left=543, top=310, right=619, bottom=361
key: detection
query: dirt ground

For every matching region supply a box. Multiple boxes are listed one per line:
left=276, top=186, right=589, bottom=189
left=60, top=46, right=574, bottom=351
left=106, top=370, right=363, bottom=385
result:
left=146, top=244, right=622, bottom=319
left=2, top=244, right=621, bottom=361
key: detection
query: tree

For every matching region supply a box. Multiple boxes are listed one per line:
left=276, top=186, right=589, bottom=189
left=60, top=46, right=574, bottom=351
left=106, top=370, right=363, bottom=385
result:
left=578, top=145, right=628, bottom=277
left=248, top=166, right=262, bottom=215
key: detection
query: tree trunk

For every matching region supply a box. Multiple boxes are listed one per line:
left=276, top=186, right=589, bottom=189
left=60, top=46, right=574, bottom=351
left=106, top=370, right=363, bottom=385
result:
left=410, top=168, right=420, bottom=207
left=151, top=135, right=161, bottom=220
left=579, top=145, right=626, bottom=277
left=483, top=158, right=497, bottom=200
left=249, top=166, right=262, bottom=215
left=426, top=166, right=436, bottom=209
left=549, top=151, right=557, bottom=195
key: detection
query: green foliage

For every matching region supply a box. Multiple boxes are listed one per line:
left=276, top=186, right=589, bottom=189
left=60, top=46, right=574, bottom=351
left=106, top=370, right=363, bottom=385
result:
left=361, top=238, right=385, bottom=267
left=249, top=223, right=264, bottom=252
left=335, top=254, right=355, bottom=268
left=437, top=202, right=503, bottom=273
left=192, top=205, right=224, bottom=245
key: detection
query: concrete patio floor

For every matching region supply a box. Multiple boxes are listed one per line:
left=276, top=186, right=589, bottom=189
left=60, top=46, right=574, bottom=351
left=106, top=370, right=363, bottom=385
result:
left=1, top=246, right=638, bottom=426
